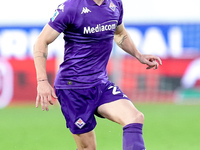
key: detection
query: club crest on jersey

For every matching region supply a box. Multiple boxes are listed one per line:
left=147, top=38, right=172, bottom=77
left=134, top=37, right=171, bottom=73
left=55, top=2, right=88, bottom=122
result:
left=75, top=118, right=86, bottom=129
left=109, top=1, right=116, bottom=12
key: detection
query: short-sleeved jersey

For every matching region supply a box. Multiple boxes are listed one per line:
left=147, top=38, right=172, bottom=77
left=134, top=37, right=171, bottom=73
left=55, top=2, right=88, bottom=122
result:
left=48, top=0, right=123, bottom=89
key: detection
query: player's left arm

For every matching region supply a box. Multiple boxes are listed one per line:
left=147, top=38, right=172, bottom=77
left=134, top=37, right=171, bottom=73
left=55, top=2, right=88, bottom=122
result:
left=114, top=23, right=162, bottom=69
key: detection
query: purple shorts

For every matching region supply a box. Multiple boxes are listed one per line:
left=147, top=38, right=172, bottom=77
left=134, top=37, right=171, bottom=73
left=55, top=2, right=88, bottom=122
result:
left=55, top=81, right=130, bottom=134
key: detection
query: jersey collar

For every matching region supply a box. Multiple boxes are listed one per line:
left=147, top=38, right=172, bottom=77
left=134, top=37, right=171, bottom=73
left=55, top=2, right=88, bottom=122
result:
left=87, top=0, right=108, bottom=6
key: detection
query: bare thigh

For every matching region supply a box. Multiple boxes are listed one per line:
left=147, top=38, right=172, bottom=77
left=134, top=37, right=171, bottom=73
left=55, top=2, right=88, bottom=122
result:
left=97, top=99, right=144, bottom=127
left=72, top=130, right=96, bottom=150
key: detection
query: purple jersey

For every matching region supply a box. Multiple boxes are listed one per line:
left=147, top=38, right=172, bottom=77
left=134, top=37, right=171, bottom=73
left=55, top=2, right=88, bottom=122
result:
left=48, top=0, right=123, bottom=89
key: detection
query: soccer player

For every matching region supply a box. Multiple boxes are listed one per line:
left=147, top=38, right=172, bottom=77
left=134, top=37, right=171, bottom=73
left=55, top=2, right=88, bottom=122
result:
left=33, top=0, right=162, bottom=149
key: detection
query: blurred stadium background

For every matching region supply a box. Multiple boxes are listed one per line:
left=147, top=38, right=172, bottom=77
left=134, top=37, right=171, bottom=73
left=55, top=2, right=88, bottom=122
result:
left=0, top=0, right=200, bottom=149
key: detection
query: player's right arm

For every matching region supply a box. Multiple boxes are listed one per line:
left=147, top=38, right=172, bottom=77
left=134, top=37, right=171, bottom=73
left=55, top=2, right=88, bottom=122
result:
left=33, top=24, right=60, bottom=111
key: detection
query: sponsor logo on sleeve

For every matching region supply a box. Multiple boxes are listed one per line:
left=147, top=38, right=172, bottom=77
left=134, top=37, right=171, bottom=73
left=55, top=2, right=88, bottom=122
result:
left=58, top=3, right=65, bottom=12
left=51, top=10, right=59, bottom=22
left=51, top=3, right=65, bottom=22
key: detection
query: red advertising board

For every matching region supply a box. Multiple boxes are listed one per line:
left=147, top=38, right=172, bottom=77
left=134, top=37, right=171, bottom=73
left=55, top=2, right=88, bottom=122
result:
left=108, top=57, right=200, bottom=102
left=0, top=57, right=199, bottom=107
left=0, top=58, right=56, bottom=106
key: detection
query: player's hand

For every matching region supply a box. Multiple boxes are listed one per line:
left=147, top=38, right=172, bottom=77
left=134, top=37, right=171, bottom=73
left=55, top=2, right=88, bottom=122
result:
left=36, top=80, right=58, bottom=111
left=138, top=54, right=162, bottom=70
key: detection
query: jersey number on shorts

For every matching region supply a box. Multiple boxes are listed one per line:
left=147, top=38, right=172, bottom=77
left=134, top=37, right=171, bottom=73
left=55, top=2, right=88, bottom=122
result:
left=108, top=86, right=121, bottom=95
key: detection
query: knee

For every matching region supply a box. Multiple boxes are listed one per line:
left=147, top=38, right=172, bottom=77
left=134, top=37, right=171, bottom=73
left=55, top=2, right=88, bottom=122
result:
left=134, top=111, right=144, bottom=124
left=73, top=131, right=96, bottom=150
left=80, top=145, right=96, bottom=150
left=78, top=139, right=96, bottom=150
left=78, top=142, right=96, bottom=150
left=123, top=111, right=144, bottom=126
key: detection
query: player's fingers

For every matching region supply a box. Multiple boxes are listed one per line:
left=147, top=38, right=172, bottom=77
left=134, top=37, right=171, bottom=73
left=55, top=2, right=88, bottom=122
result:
left=48, top=95, right=53, bottom=105
left=43, top=96, right=49, bottom=111
left=51, top=89, right=58, bottom=99
left=146, top=59, right=156, bottom=68
left=40, top=96, right=45, bottom=111
left=146, top=65, right=154, bottom=69
left=153, top=56, right=162, bottom=65
left=156, top=58, right=162, bottom=65
left=36, top=94, right=40, bottom=108
left=154, top=61, right=159, bottom=69
left=146, top=60, right=159, bottom=69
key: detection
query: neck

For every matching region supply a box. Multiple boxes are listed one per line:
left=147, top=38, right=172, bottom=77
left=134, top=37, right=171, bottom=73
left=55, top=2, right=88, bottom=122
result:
left=93, top=0, right=104, bottom=6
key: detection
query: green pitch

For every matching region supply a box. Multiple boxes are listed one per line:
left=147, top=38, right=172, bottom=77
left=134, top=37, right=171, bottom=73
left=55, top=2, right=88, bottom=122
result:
left=0, top=103, right=200, bottom=150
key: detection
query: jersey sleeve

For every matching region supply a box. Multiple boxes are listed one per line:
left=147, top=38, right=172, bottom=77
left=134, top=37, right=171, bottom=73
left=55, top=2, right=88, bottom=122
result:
left=48, top=0, right=75, bottom=33
left=117, top=0, right=124, bottom=26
